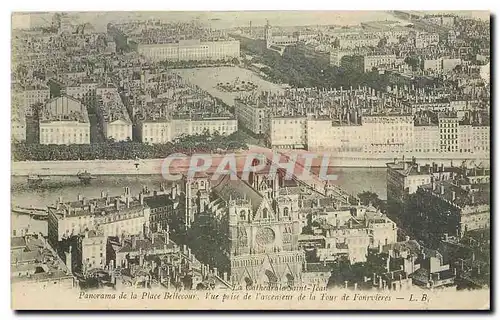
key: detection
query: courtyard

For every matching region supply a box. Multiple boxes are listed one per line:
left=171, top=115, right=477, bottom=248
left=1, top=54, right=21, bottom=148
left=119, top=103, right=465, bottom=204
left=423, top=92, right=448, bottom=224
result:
left=173, top=66, right=284, bottom=107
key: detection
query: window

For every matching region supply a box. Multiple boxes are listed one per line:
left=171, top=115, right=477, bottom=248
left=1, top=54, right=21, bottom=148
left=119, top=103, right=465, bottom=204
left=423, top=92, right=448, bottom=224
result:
left=283, top=207, right=289, bottom=217
left=262, top=208, right=268, bottom=219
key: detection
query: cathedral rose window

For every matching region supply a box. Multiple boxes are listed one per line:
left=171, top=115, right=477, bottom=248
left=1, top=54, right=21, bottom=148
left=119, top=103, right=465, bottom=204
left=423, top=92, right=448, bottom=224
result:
left=256, top=227, right=275, bottom=246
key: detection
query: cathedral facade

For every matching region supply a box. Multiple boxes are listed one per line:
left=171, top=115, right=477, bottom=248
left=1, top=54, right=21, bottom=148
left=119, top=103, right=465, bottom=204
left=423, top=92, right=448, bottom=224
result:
left=183, top=171, right=306, bottom=289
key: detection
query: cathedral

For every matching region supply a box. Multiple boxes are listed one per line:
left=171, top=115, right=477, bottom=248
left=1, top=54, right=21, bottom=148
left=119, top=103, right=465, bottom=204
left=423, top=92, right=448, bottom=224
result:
left=183, top=169, right=306, bottom=289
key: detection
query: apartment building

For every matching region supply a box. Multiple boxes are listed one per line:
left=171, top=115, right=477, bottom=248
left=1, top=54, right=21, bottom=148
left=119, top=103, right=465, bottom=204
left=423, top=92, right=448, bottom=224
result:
left=62, top=79, right=99, bottom=108
left=234, top=97, right=267, bottom=135
left=472, top=125, right=490, bottom=153
left=362, top=114, right=414, bottom=154
left=137, top=39, right=240, bottom=62
left=413, top=171, right=490, bottom=240
left=138, top=119, right=172, bottom=144
left=303, top=206, right=398, bottom=264
left=439, top=113, right=460, bottom=153
left=47, top=188, right=151, bottom=249
left=414, top=113, right=440, bottom=153
left=268, top=116, right=307, bottom=149
left=191, top=115, right=238, bottom=136
left=39, top=96, right=90, bottom=145
left=76, top=230, right=107, bottom=271
left=386, top=157, right=457, bottom=204
left=11, top=235, right=75, bottom=290
left=414, top=32, right=440, bottom=48
left=337, top=34, right=380, bottom=49
left=96, top=89, right=133, bottom=142
left=12, top=108, right=26, bottom=142
left=363, top=54, right=398, bottom=72
left=20, top=84, right=51, bottom=117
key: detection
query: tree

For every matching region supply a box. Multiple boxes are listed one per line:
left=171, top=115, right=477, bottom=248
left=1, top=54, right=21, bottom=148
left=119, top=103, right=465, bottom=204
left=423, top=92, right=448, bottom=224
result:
left=404, top=56, right=421, bottom=71
left=377, top=37, right=388, bottom=48
left=358, top=191, right=384, bottom=209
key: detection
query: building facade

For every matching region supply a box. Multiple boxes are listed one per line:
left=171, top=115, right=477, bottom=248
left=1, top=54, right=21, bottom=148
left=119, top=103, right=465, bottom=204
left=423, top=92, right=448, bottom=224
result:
left=234, top=98, right=267, bottom=135
left=39, top=96, right=90, bottom=145
left=137, top=39, right=240, bottom=62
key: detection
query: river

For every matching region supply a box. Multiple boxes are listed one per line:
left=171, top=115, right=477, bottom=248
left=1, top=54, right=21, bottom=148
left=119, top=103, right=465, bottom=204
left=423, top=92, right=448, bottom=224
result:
left=11, top=167, right=387, bottom=236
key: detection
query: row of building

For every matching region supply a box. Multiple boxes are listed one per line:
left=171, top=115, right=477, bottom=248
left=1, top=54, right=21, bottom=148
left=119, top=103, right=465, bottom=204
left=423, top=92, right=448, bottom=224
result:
left=12, top=149, right=489, bottom=290
left=386, top=157, right=490, bottom=241
left=234, top=88, right=489, bottom=155
left=108, top=22, right=241, bottom=62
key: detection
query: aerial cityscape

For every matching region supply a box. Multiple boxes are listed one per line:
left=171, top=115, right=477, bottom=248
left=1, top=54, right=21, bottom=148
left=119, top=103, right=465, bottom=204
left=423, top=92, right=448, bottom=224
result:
left=11, top=11, right=490, bottom=308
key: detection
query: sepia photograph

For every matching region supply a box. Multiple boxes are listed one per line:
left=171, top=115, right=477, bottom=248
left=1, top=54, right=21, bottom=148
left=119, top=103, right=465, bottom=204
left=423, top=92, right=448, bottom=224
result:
left=9, top=9, right=491, bottom=310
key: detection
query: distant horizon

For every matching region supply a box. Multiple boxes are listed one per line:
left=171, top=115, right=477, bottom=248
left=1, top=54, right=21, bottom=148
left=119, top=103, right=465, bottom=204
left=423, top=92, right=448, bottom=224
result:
left=12, top=10, right=490, bottom=31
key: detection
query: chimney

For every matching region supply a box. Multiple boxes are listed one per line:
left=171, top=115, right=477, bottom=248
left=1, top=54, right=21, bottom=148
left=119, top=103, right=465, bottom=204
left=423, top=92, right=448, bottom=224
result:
left=126, top=196, right=130, bottom=208
left=223, top=272, right=228, bottom=281
left=471, top=194, right=475, bottom=204
left=132, top=236, right=137, bottom=249
left=125, top=187, right=130, bottom=195
left=139, top=193, right=144, bottom=205
left=451, top=191, right=456, bottom=201
left=440, top=163, right=444, bottom=172
left=101, top=190, right=106, bottom=198
left=171, top=186, right=176, bottom=200
left=58, top=196, right=63, bottom=204
left=440, top=185, right=445, bottom=195
left=78, top=194, right=83, bottom=201
left=214, top=267, right=218, bottom=276
left=115, top=198, right=120, bottom=210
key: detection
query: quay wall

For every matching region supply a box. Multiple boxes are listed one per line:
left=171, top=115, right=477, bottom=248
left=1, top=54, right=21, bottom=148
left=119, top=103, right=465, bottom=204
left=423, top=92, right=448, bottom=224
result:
left=11, top=152, right=489, bottom=176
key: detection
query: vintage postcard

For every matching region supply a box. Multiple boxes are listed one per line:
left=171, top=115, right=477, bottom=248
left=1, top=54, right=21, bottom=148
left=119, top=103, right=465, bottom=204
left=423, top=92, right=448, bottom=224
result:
left=11, top=10, right=490, bottom=310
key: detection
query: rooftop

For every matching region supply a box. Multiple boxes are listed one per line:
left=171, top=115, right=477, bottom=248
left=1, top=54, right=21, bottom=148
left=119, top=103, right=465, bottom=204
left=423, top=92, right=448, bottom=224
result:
left=97, top=91, right=132, bottom=124
left=39, top=96, right=90, bottom=123
left=11, top=235, right=72, bottom=284
left=118, top=234, right=177, bottom=254
left=419, top=179, right=490, bottom=208
left=50, top=192, right=148, bottom=219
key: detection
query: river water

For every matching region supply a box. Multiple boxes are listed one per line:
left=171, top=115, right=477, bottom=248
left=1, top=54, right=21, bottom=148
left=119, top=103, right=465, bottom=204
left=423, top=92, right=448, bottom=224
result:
left=11, top=168, right=387, bottom=236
